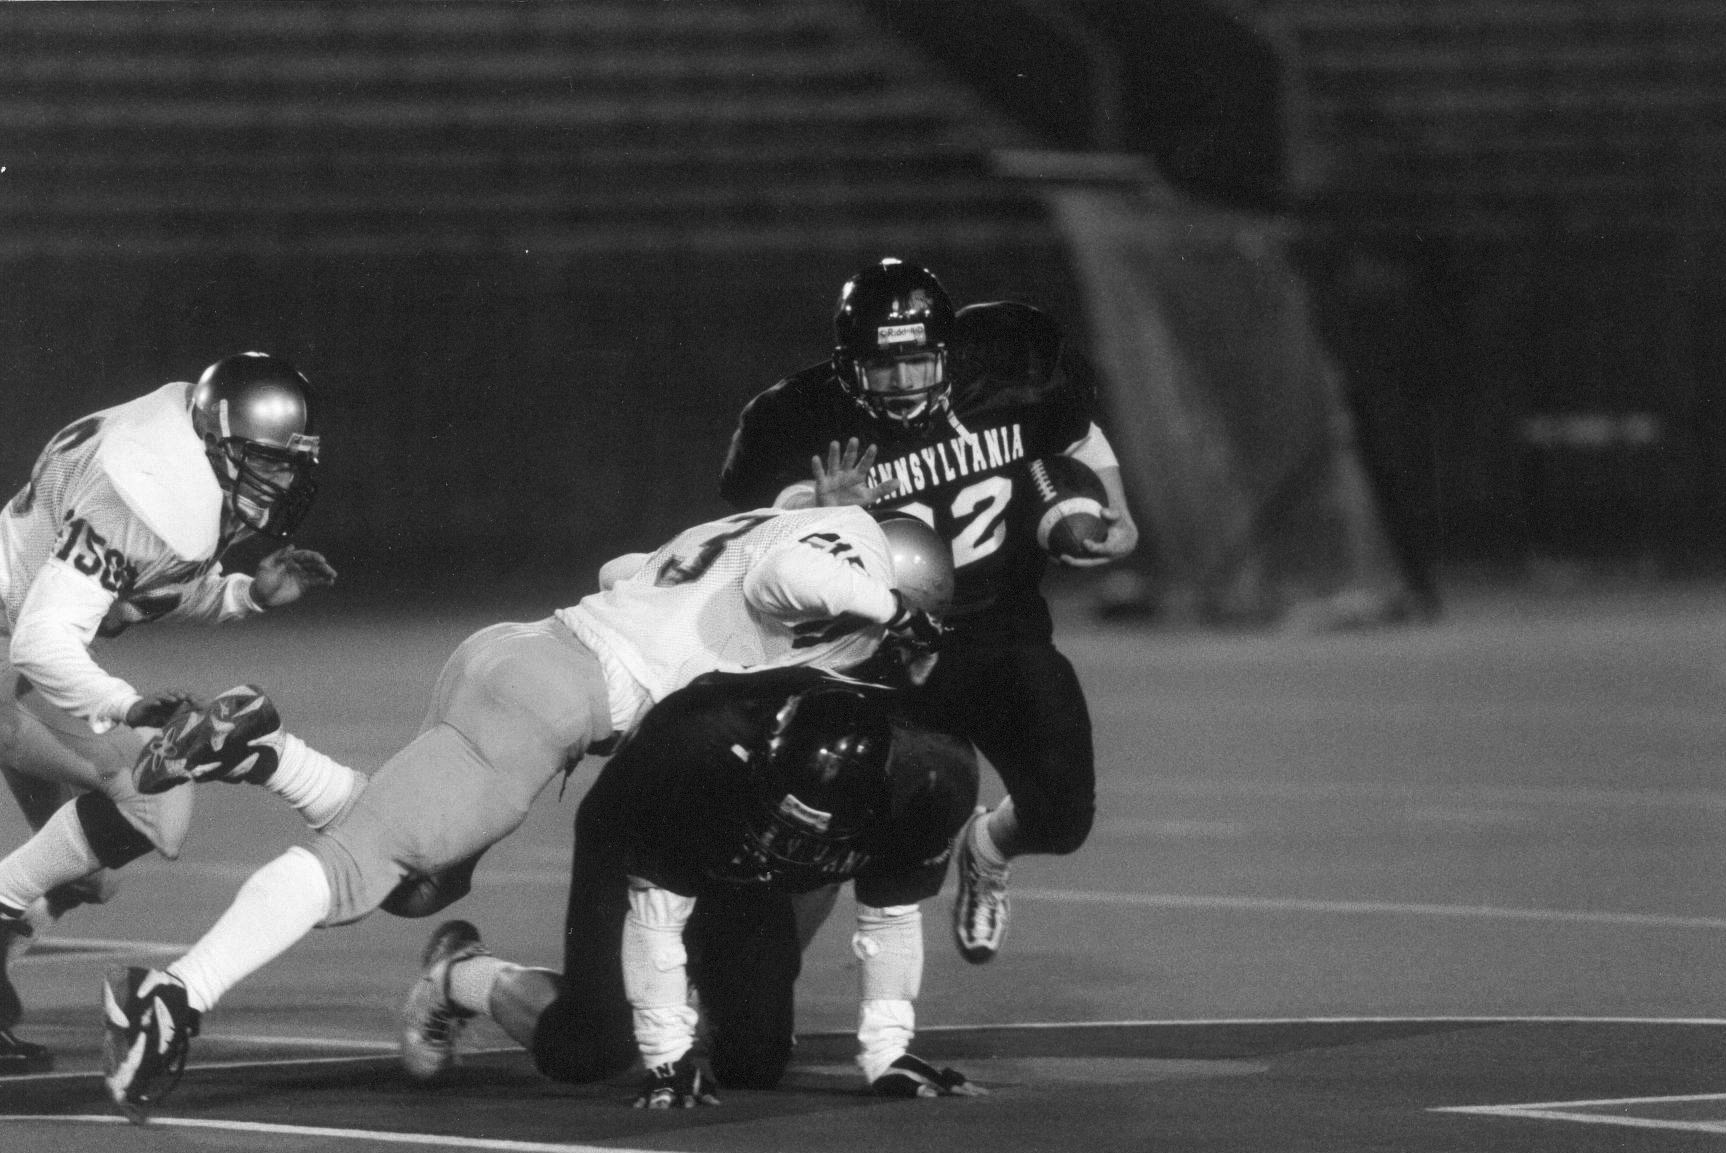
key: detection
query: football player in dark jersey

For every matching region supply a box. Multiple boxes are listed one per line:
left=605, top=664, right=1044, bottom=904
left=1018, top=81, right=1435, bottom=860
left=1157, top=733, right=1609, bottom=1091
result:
left=719, top=259, right=1139, bottom=964
left=398, top=668, right=983, bottom=1105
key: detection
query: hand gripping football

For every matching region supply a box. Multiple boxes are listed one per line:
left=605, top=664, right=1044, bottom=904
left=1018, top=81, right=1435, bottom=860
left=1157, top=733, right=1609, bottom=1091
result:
left=1028, top=455, right=1109, bottom=559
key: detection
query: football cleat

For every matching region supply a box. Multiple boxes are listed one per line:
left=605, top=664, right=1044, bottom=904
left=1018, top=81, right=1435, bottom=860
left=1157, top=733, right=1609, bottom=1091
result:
left=952, top=808, right=1011, bottom=964
left=134, top=684, right=282, bottom=793
left=400, top=919, right=485, bottom=1082
left=102, top=966, right=200, bottom=1122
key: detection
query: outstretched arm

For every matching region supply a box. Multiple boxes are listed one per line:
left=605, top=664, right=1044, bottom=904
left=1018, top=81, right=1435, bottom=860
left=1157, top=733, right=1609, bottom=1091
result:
left=770, top=439, right=902, bottom=510
left=251, top=546, right=338, bottom=607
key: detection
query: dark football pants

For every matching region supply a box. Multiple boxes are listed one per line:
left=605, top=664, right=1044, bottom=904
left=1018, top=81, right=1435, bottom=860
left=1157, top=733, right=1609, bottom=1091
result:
left=531, top=769, right=802, bottom=1089
left=918, top=638, right=1097, bottom=856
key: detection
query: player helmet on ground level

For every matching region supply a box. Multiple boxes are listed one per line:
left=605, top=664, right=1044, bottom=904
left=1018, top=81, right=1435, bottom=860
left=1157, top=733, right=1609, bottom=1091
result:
left=190, top=352, right=321, bottom=539
left=745, top=683, right=895, bottom=872
left=832, top=259, right=957, bottom=432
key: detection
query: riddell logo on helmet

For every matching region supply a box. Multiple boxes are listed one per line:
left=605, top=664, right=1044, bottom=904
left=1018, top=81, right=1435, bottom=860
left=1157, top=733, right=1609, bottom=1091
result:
left=777, top=794, right=833, bottom=832
left=875, top=323, right=926, bottom=347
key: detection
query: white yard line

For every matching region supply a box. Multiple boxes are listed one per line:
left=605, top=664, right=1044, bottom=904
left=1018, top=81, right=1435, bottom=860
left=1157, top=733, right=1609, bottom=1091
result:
left=1015, top=888, right=1726, bottom=932
left=1107, top=776, right=1726, bottom=812
left=1434, top=1091, right=1726, bottom=1136
left=0, top=1115, right=658, bottom=1152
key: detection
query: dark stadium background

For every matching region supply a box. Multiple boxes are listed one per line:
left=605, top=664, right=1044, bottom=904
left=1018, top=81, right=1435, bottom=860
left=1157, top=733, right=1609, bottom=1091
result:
left=3, top=0, right=1719, bottom=601
left=4, top=5, right=1726, bottom=1152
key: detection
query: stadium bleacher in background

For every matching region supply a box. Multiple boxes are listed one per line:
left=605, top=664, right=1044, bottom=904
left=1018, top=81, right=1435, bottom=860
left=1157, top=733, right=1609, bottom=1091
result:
left=1267, top=0, right=1726, bottom=569
left=0, top=0, right=1721, bottom=594
left=0, top=0, right=1083, bottom=592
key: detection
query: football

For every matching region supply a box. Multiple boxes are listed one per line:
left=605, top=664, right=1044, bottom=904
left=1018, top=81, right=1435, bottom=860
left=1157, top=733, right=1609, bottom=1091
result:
left=1027, top=455, right=1109, bottom=559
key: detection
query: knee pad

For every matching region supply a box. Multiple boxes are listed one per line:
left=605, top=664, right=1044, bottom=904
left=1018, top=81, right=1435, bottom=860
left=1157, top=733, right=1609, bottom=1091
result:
left=75, top=788, right=191, bottom=865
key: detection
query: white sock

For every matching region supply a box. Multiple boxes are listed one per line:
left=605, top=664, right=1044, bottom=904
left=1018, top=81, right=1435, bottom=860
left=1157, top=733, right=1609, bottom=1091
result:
left=167, top=846, right=331, bottom=1014
left=265, top=735, right=364, bottom=830
left=973, top=803, right=1013, bottom=872
left=448, top=955, right=517, bottom=1017
left=0, top=800, right=104, bottom=912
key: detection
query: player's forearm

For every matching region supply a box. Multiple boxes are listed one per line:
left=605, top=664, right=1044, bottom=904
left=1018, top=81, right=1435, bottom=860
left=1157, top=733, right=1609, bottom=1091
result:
left=10, top=612, right=139, bottom=731
left=10, top=564, right=140, bottom=730
left=621, top=881, right=699, bottom=1068
left=166, top=571, right=263, bottom=624
left=771, top=481, right=818, bottom=509
left=1095, top=466, right=1136, bottom=531
left=744, top=542, right=897, bottom=624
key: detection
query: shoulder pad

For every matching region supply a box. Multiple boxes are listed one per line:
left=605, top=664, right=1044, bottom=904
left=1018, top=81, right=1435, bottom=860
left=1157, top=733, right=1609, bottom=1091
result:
left=950, top=302, right=1066, bottom=406
left=754, top=361, right=837, bottom=410
left=97, top=382, right=223, bottom=561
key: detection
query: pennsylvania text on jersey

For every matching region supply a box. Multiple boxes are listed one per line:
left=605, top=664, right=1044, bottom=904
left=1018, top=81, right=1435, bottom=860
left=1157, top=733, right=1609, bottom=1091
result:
left=866, top=422, right=1026, bottom=498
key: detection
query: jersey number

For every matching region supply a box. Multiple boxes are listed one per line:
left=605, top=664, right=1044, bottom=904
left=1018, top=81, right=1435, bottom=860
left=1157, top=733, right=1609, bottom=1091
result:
left=8, top=416, right=102, bottom=517
left=55, top=513, right=136, bottom=595
left=655, top=513, right=775, bottom=587
left=899, top=474, right=1012, bottom=568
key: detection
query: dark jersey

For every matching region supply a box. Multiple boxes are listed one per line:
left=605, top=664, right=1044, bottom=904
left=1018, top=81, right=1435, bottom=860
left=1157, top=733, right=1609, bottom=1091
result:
left=580, top=668, right=977, bottom=909
left=720, top=301, right=1097, bottom=645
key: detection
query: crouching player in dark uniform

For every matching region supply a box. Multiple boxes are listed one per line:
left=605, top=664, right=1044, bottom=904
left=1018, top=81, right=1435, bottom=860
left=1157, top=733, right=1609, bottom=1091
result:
left=398, top=667, right=985, bottom=1105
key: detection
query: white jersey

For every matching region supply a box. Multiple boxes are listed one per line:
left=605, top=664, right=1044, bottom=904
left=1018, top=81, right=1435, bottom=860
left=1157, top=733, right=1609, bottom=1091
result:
left=558, top=506, right=899, bottom=730
left=0, top=381, right=260, bottom=731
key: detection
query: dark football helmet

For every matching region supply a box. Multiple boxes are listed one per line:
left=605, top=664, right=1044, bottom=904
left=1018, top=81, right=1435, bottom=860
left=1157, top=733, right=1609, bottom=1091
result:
left=189, top=352, right=321, bottom=539
left=832, top=259, right=957, bottom=431
left=744, top=683, right=895, bottom=874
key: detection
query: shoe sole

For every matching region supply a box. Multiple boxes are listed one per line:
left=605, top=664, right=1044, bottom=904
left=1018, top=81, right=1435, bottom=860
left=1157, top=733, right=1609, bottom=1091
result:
left=101, top=966, right=184, bottom=1125
left=136, top=687, right=278, bottom=794
left=952, top=813, right=1006, bottom=965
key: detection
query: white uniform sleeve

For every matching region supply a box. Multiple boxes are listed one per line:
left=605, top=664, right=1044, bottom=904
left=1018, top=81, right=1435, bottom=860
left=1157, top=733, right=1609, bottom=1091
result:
left=9, top=561, right=141, bottom=733
left=1063, top=422, right=1121, bottom=472
left=771, top=481, right=818, bottom=509
left=597, top=552, right=651, bottom=592
left=743, top=534, right=898, bottom=625
left=621, top=879, right=700, bottom=1069
left=155, top=569, right=262, bottom=624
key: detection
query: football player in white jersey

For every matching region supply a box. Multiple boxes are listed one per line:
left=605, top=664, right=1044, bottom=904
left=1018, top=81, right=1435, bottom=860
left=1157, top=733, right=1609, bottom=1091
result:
left=0, top=353, right=353, bottom=1074
left=99, top=506, right=952, bottom=1121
